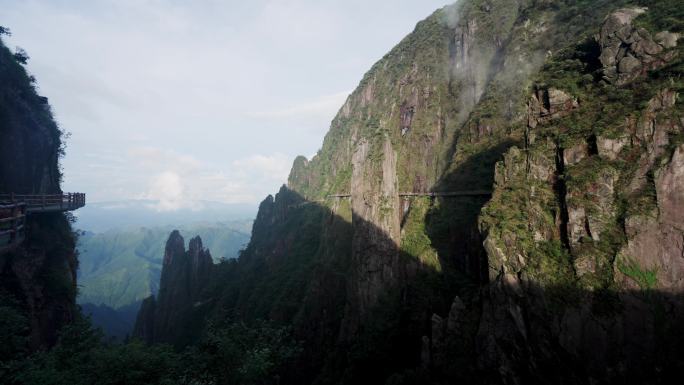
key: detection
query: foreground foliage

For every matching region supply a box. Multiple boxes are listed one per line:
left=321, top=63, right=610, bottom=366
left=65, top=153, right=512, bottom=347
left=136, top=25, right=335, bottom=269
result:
left=0, top=308, right=300, bottom=385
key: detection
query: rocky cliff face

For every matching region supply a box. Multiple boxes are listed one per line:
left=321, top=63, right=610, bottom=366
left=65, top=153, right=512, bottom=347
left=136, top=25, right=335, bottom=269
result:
left=597, top=7, right=680, bottom=85
left=476, top=6, right=683, bottom=383
left=0, top=40, right=62, bottom=194
left=140, top=1, right=684, bottom=384
left=0, top=37, right=77, bottom=352
left=133, top=231, right=214, bottom=344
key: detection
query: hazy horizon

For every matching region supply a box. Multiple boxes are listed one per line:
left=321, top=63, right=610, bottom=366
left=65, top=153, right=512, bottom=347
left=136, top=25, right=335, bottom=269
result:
left=73, top=198, right=257, bottom=232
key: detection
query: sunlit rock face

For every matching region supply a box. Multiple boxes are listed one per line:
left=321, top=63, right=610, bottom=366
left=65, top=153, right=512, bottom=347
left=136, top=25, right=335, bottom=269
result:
left=476, top=6, right=684, bottom=384
left=597, top=7, right=680, bottom=85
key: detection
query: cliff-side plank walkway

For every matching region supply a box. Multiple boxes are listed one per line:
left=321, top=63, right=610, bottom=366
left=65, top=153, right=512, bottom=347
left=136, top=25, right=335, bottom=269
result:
left=0, top=193, right=86, bottom=253
left=327, top=191, right=492, bottom=198
left=288, top=191, right=492, bottom=209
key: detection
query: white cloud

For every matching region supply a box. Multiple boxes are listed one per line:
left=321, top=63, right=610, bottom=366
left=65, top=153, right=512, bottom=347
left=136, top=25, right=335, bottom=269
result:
left=143, top=171, right=187, bottom=211
left=129, top=149, right=292, bottom=211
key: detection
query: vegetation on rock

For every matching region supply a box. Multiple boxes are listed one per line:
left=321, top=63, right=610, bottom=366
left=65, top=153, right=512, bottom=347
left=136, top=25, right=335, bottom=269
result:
left=3, top=1, right=684, bottom=384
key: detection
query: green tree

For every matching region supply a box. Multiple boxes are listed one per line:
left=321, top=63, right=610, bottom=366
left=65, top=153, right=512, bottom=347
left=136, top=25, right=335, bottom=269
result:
left=185, top=319, right=301, bottom=385
left=0, top=293, right=29, bottom=381
left=13, top=47, right=29, bottom=64
left=10, top=316, right=181, bottom=385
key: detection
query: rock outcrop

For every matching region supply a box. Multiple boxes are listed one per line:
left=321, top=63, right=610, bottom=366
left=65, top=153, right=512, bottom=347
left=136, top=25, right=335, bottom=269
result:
left=133, top=231, right=214, bottom=344
left=528, top=87, right=579, bottom=129
left=615, top=143, right=684, bottom=293
left=597, top=7, right=680, bottom=85
left=132, top=296, right=155, bottom=343
left=474, top=6, right=684, bottom=383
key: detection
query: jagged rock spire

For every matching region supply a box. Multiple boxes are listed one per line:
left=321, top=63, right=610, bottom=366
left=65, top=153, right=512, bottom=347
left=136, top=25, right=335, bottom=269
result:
left=134, top=230, right=215, bottom=344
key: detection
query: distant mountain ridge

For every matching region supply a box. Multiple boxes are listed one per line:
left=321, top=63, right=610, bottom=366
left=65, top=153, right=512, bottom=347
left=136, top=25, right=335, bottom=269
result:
left=77, top=221, right=251, bottom=338
left=74, top=199, right=256, bottom=233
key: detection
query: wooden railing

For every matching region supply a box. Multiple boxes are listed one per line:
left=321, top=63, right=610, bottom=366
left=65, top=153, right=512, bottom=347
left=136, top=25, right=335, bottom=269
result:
left=0, top=202, right=27, bottom=252
left=0, top=193, right=86, bottom=213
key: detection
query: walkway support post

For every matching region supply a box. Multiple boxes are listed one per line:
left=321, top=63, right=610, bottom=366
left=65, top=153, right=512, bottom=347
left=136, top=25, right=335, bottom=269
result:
left=10, top=205, right=16, bottom=243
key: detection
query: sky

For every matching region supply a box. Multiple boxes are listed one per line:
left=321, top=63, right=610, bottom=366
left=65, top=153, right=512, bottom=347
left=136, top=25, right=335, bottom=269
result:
left=1, top=0, right=449, bottom=211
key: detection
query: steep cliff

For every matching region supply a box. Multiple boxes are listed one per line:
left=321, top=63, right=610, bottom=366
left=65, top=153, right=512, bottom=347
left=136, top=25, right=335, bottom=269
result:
left=0, top=34, right=77, bottom=353
left=134, top=1, right=684, bottom=384
left=476, top=4, right=684, bottom=383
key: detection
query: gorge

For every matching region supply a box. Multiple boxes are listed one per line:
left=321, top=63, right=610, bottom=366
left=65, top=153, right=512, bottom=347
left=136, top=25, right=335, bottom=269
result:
left=1, top=0, right=684, bottom=384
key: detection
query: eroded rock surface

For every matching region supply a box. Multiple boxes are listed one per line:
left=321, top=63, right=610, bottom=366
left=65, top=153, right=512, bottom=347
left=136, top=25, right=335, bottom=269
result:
left=597, top=7, right=679, bottom=84
left=473, top=8, right=684, bottom=383
left=528, top=87, right=579, bottom=128
left=133, top=231, right=214, bottom=344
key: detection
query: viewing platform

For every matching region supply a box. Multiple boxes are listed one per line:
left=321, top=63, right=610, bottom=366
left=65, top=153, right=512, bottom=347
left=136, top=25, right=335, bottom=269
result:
left=0, top=193, right=86, bottom=254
